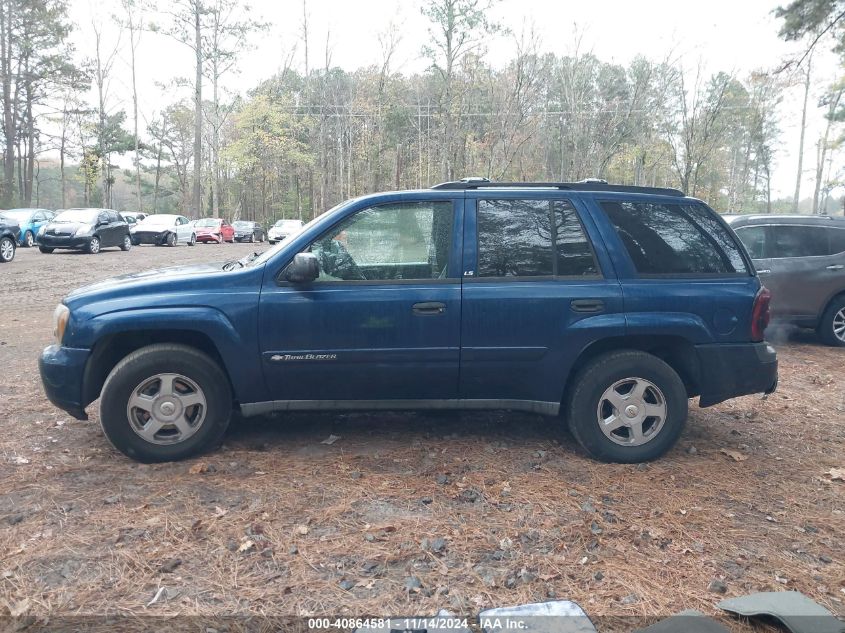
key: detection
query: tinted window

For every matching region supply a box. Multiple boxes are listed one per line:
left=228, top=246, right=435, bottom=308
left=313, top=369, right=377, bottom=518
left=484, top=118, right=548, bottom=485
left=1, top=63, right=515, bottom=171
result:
left=476, top=199, right=598, bottom=278
left=735, top=226, right=767, bottom=259
left=309, top=201, right=453, bottom=282
left=770, top=225, right=830, bottom=258
left=830, top=228, right=845, bottom=254
left=602, top=201, right=747, bottom=275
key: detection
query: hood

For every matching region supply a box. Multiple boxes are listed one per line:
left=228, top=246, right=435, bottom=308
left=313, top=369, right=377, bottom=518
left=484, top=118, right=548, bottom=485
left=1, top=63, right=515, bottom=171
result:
left=0, top=219, right=20, bottom=232
left=66, top=263, right=222, bottom=301
left=44, top=221, right=91, bottom=236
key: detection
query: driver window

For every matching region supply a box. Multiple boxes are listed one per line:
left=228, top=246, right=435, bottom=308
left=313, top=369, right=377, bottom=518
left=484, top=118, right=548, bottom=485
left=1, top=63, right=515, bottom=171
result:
left=308, top=201, right=453, bottom=282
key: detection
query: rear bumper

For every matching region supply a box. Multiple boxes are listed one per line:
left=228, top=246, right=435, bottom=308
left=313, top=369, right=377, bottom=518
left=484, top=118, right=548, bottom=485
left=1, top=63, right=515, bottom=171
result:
left=695, top=342, right=778, bottom=407
left=39, top=345, right=90, bottom=420
left=196, top=233, right=222, bottom=243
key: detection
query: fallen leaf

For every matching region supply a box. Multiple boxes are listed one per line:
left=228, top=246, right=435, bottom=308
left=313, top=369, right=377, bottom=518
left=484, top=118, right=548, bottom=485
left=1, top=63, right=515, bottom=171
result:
left=296, top=525, right=309, bottom=535
left=213, top=506, right=228, bottom=518
left=12, top=456, right=29, bottom=465
left=825, top=468, right=844, bottom=482
left=189, top=462, right=208, bottom=474
left=238, top=539, right=255, bottom=553
left=321, top=434, right=341, bottom=445
left=720, top=449, right=747, bottom=462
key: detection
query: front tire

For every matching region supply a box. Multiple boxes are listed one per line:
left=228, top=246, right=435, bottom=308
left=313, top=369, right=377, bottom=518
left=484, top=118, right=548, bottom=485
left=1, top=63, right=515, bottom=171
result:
left=166, top=232, right=177, bottom=247
left=0, top=236, right=15, bottom=262
left=23, top=231, right=34, bottom=247
left=86, top=236, right=101, bottom=254
left=248, top=233, right=255, bottom=243
left=566, top=350, right=688, bottom=463
left=99, top=344, right=232, bottom=463
left=818, top=295, right=845, bottom=347
left=120, top=234, right=132, bottom=251
left=39, top=246, right=54, bottom=254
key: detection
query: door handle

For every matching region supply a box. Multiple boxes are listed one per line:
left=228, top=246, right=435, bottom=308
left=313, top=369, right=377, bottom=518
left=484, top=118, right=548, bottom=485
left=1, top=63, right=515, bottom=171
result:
left=757, top=269, right=771, bottom=274
left=826, top=264, right=844, bottom=271
left=412, top=301, right=446, bottom=315
left=570, top=299, right=605, bottom=313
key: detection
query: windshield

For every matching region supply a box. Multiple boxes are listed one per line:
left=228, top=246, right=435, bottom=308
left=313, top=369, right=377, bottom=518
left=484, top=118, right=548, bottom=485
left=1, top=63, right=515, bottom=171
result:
left=195, top=218, right=221, bottom=228
left=233, top=221, right=252, bottom=228
left=247, top=201, right=351, bottom=268
left=274, top=220, right=303, bottom=229
left=2, top=210, right=33, bottom=222
left=140, top=215, right=176, bottom=226
left=53, top=209, right=99, bottom=223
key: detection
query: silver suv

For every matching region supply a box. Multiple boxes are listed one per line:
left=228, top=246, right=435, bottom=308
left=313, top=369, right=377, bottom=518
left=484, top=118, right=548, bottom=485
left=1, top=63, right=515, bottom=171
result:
left=726, top=214, right=845, bottom=346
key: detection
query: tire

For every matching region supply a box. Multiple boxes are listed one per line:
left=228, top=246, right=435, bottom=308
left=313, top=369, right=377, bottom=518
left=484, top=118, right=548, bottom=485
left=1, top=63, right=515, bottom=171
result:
left=188, top=233, right=196, bottom=246
left=565, top=350, right=688, bottom=463
left=23, top=230, right=34, bottom=247
left=86, top=236, right=101, bottom=254
left=818, top=295, right=845, bottom=347
left=39, top=246, right=54, bottom=254
left=0, top=236, right=15, bottom=262
left=248, top=233, right=255, bottom=243
left=99, top=344, right=232, bottom=463
left=120, top=234, right=132, bottom=251
left=166, top=232, right=177, bottom=247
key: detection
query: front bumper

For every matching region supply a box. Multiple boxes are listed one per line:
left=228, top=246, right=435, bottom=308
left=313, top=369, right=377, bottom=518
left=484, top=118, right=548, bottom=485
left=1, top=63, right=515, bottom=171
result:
left=696, top=342, right=778, bottom=407
left=132, top=231, right=166, bottom=245
left=39, top=345, right=91, bottom=420
left=37, top=234, right=92, bottom=249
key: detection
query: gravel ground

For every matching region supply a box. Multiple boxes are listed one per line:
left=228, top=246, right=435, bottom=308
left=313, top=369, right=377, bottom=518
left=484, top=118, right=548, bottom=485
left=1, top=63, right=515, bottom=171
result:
left=0, top=242, right=843, bottom=631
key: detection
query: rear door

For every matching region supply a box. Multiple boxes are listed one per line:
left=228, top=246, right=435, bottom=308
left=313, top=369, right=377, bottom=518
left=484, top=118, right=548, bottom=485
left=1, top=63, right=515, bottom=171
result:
left=259, top=197, right=463, bottom=402
left=459, top=193, right=623, bottom=411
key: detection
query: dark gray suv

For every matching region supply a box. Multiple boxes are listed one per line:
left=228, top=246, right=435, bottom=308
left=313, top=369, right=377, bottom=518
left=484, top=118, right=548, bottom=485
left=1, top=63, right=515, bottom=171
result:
left=726, top=214, right=845, bottom=346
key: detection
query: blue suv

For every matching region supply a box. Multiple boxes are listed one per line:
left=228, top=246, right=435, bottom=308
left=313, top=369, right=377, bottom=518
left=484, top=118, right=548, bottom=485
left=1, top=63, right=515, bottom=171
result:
left=39, top=179, right=778, bottom=463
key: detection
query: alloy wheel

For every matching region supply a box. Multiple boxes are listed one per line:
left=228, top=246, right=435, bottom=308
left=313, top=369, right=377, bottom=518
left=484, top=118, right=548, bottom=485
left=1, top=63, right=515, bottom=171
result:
left=126, top=373, right=207, bottom=445
left=596, top=377, right=667, bottom=447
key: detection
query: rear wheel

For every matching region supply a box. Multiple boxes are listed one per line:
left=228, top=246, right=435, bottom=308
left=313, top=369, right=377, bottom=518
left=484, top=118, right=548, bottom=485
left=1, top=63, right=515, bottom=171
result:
left=0, top=236, right=15, bottom=262
left=818, top=296, right=845, bottom=347
left=566, top=350, right=688, bottom=463
left=99, top=344, right=232, bottom=462
left=188, top=233, right=196, bottom=246
left=23, top=231, right=34, bottom=247
left=86, top=236, right=101, bottom=254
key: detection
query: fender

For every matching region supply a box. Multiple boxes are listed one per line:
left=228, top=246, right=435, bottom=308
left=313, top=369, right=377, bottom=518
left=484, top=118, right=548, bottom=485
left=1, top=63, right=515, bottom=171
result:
left=76, top=305, right=265, bottom=405
left=625, top=312, right=714, bottom=344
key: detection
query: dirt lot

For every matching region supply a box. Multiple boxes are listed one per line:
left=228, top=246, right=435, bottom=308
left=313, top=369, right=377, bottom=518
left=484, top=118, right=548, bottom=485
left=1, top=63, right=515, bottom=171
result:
left=0, top=243, right=843, bottom=630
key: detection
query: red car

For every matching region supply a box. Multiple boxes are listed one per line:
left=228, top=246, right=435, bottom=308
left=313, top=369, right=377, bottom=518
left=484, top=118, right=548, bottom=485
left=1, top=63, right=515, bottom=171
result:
left=193, top=218, right=235, bottom=243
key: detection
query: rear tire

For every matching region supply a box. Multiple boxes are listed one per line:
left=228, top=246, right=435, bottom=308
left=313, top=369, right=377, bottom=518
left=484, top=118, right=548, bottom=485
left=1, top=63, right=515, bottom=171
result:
left=99, top=344, right=232, bottom=463
left=188, top=233, right=196, bottom=246
left=566, top=350, right=688, bottom=463
left=818, top=295, right=845, bottom=347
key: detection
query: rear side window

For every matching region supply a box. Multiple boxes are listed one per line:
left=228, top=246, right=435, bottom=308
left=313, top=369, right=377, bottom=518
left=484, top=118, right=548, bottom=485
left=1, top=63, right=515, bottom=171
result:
left=770, top=225, right=831, bottom=258
left=477, top=199, right=598, bottom=278
left=831, top=228, right=845, bottom=254
left=734, top=226, right=767, bottom=259
left=601, top=201, right=747, bottom=275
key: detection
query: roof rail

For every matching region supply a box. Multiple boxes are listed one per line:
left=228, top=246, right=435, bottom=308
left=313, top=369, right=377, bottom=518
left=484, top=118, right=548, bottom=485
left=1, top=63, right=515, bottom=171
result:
left=430, top=177, right=685, bottom=197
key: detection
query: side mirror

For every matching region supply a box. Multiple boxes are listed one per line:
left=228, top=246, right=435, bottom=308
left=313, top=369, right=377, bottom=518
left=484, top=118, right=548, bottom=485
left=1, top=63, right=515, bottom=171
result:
left=285, top=252, right=319, bottom=284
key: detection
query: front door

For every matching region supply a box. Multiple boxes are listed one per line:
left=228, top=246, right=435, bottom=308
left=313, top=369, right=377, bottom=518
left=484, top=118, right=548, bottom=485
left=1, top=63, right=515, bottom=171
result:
left=459, top=195, right=624, bottom=411
left=259, top=198, right=463, bottom=403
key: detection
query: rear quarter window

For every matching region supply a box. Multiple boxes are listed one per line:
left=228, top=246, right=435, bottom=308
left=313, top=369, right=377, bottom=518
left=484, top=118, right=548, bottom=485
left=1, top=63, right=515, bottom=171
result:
left=601, top=200, right=747, bottom=275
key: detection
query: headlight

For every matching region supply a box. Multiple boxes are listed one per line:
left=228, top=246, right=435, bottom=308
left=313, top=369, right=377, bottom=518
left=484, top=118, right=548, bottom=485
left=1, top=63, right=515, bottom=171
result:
left=53, top=304, right=70, bottom=345
left=38, top=225, right=46, bottom=236
left=75, top=224, right=94, bottom=236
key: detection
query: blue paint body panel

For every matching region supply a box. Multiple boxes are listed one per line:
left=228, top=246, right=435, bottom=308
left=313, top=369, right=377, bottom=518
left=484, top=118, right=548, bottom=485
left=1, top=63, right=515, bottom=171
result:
left=38, top=186, right=777, bottom=421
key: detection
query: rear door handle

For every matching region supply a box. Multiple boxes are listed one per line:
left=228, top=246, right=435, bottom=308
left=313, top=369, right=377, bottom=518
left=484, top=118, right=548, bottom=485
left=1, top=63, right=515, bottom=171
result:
left=826, top=264, right=844, bottom=270
left=570, top=299, right=605, bottom=313
left=412, top=301, right=446, bottom=315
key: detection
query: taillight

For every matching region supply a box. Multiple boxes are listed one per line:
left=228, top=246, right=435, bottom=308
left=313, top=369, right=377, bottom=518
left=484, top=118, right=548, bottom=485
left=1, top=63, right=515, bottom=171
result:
left=751, top=286, right=771, bottom=342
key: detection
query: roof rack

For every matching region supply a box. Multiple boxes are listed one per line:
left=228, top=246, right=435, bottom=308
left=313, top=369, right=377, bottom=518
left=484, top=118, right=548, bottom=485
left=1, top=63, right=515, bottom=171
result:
left=430, top=177, right=685, bottom=197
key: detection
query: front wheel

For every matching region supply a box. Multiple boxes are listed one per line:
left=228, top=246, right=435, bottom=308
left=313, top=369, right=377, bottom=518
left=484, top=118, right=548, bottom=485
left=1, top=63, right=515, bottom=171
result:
left=86, top=236, right=101, bottom=254
left=0, top=236, right=15, bottom=262
left=565, top=350, right=688, bottom=463
left=120, top=234, right=132, bottom=251
left=99, top=344, right=232, bottom=462
left=166, top=232, right=177, bottom=247
left=248, top=233, right=255, bottom=243
left=23, top=231, right=34, bottom=247
left=818, top=296, right=845, bottom=347
left=39, top=246, right=54, bottom=254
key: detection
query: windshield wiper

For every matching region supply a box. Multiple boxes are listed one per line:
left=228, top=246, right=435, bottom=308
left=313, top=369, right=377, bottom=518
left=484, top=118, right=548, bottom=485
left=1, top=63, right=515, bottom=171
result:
left=222, top=251, right=262, bottom=271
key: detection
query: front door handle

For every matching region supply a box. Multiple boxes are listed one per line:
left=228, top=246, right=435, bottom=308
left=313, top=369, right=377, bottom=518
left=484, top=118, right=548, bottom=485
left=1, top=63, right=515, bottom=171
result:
left=570, top=299, right=605, bottom=313
left=412, top=301, right=446, bottom=315
left=757, top=269, right=771, bottom=274
left=826, top=264, right=844, bottom=271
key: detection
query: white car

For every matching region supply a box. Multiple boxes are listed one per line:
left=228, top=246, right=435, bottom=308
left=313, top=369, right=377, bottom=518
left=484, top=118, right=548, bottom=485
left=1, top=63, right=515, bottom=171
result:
left=268, top=219, right=304, bottom=244
left=130, top=214, right=196, bottom=247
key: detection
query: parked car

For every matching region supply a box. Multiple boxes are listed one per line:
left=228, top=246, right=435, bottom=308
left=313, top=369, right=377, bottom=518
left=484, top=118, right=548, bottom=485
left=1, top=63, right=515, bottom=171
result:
left=267, top=219, right=304, bottom=244
left=0, top=213, right=20, bottom=262
left=233, top=220, right=266, bottom=243
left=121, top=211, right=147, bottom=224
left=194, top=218, right=235, bottom=243
left=725, top=214, right=845, bottom=346
left=39, top=179, right=777, bottom=464
left=0, top=208, right=54, bottom=247
left=37, top=208, right=131, bottom=254
left=131, top=214, right=196, bottom=246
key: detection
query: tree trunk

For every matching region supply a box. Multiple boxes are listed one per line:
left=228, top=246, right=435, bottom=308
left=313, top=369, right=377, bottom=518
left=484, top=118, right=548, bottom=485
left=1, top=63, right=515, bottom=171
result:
left=193, top=0, right=203, bottom=216
left=130, top=13, right=142, bottom=212
left=793, top=58, right=812, bottom=211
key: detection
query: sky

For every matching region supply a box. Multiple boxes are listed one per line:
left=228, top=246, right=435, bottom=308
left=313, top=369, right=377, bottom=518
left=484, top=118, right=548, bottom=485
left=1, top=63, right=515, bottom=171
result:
left=65, top=0, right=843, bottom=201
